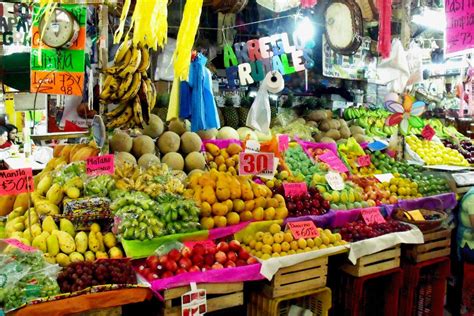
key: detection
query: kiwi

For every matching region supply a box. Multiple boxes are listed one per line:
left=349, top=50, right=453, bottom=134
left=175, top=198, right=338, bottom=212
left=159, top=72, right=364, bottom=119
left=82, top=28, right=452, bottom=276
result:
left=308, top=110, right=328, bottom=122
left=339, top=126, right=351, bottom=139
left=313, top=134, right=323, bottom=142
left=350, top=126, right=365, bottom=135
left=353, top=134, right=366, bottom=143
left=329, top=120, right=340, bottom=130
left=325, top=129, right=341, bottom=141
left=320, top=137, right=336, bottom=144
left=339, top=119, right=348, bottom=129
left=319, top=119, right=331, bottom=132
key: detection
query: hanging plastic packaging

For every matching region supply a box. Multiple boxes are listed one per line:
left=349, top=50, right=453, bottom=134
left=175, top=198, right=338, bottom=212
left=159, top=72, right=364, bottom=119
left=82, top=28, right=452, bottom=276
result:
left=246, top=71, right=284, bottom=133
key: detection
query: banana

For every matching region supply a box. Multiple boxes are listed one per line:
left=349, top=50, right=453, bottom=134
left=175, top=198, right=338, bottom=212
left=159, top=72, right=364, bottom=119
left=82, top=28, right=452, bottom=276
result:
left=118, top=46, right=142, bottom=78
left=120, top=72, right=141, bottom=102
left=106, top=102, right=128, bottom=118
left=114, top=39, right=132, bottom=64
left=137, top=45, right=150, bottom=72
left=107, top=106, right=133, bottom=129
left=133, top=97, right=144, bottom=127
left=138, top=81, right=150, bottom=123
left=100, top=76, right=121, bottom=101
left=113, top=73, right=134, bottom=100
left=148, top=78, right=157, bottom=110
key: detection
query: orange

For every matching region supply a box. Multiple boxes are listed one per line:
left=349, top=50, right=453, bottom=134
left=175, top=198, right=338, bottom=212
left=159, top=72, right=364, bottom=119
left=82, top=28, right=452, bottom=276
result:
left=233, top=199, right=245, bottom=212
left=200, top=217, right=214, bottom=230
left=213, top=216, right=227, bottom=228
left=240, top=211, right=253, bottom=222
left=226, top=212, right=240, bottom=225
left=264, top=207, right=276, bottom=220
left=252, top=207, right=264, bottom=221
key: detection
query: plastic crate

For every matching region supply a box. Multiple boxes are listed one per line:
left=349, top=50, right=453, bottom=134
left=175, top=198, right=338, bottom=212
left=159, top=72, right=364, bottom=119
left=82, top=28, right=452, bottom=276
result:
left=400, top=257, right=450, bottom=316
left=329, top=267, right=403, bottom=316
left=248, top=287, right=331, bottom=316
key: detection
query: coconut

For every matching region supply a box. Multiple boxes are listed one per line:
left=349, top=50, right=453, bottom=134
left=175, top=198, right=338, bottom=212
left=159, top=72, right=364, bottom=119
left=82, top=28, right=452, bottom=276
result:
left=115, top=152, right=137, bottom=166
left=138, top=153, right=160, bottom=168
left=185, top=152, right=206, bottom=172
left=142, top=114, right=164, bottom=138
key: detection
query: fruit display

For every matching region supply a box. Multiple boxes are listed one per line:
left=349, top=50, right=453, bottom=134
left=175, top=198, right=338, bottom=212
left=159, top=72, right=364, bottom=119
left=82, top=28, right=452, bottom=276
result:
left=442, top=139, right=474, bottom=164
left=204, top=142, right=242, bottom=174
left=351, top=176, right=398, bottom=206
left=273, top=186, right=330, bottom=217
left=240, top=223, right=346, bottom=259
left=311, top=174, right=366, bottom=210
left=84, top=175, right=116, bottom=198
left=338, top=143, right=378, bottom=176
left=285, top=144, right=327, bottom=185
left=379, top=176, right=421, bottom=200
left=339, top=220, right=411, bottom=242
left=155, top=194, right=201, bottom=235
left=137, top=241, right=256, bottom=281
left=100, top=42, right=156, bottom=130
left=406, top=135, right=469, bottom=166
left=346, top=108, right=394, bottom=139
left=370, top=150, right=422, bottom=175
left=309, top=110, right=363, bottom=144
left=57, top=260, right=137, bottom=293
left=271, top=117, right=319, bottom=141
left=185, top=170, right=288, bottom=229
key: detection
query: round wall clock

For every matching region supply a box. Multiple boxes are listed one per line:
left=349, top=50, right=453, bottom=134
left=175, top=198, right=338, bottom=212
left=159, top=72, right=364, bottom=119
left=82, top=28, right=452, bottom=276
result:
left=324, top=0, right=363, bottom=55
left=39, top=8, right=79, bottom=48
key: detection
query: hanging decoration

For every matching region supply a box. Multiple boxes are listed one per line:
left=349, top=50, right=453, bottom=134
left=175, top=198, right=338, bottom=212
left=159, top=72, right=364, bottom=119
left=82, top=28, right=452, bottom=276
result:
left=300, top=0, right=318, bottom=8
left=384, top=93, right=426, bottom=135
left=376, top=0, right=391, bottom=58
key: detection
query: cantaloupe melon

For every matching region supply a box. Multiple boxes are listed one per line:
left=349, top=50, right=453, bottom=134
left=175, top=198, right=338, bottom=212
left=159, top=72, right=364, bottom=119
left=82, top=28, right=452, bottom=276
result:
left=142, top=114, right=164, bottom=139
left=138, top=153, right=160, bottom=168
left=217, top=127, right=239, bottom=140
left=115, top=152, right=137, bottom=166
left=197, top=129, right=218, bottom=140
left=185, top=152, right=206, bottom=172
left=168, top=119, right=187, bottom=135
left=157, top=131, right=180, bottom=153
left=162, top=152, right=184, bottom=170
left=132, top=135, right=155, bottom=158
left=181, top=132, right=202, bottom=154
left=110, top=131, right=133, bottom=153
left=237, top=127, right=258, bottom=141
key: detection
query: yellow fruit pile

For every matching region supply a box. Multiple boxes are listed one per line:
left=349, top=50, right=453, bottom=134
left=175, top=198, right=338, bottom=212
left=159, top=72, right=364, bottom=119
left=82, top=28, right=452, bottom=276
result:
left=6, top=211, right=123, bottom=267
left=205, top=143, right=242, bottom=175
left=240, top=223, right=346, bottom=260
left=406, top=135, right=469, bottom=166
left=185, top=170, right=288, bottom=229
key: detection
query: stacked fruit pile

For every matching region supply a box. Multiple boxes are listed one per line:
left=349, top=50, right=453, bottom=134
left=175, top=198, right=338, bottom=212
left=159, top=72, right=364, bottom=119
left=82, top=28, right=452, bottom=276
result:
left=339, top=220, right=411, bottom=242
left=138, top=241, right=256, bottom=281
left=272, top=186, right=330, bottom=217
left=285, top=145, right=327, bottom=185
left=100, top=41, right=156, bottom=129
left=379, top=176, right=421, bottom=200
left=240, top=223, right=346, bottom=259
left=204, top=142, right=242, bottom=174
left=406, top=135, right=469, bottom=166
left=185, top=170, right=288, bottom=229
left=442, top=139, right=474, bottom=164
left=351, top=176, right=398, bottom=205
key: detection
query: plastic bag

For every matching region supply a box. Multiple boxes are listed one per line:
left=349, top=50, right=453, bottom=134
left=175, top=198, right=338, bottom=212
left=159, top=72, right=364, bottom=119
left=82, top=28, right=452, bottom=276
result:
left=246, top=85, right=271, bottom=133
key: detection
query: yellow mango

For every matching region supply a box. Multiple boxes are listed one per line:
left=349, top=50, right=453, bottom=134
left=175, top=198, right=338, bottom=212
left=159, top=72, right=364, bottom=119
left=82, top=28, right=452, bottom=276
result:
left=75, top=231, right=88, bottom=253
left=56, top=253, right=71, bottom=267
left=201, top=185, right=217, bottom=204
left=46, top=183, right=64, bottom=205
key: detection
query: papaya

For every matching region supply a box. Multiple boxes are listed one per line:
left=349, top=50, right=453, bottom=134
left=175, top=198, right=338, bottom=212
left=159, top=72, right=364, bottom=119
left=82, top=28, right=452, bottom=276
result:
left=70, top=146, right=100, bottom=162
left=13, top=193, right=30, bottom=212
left=0, top=195, right=16, bottom=216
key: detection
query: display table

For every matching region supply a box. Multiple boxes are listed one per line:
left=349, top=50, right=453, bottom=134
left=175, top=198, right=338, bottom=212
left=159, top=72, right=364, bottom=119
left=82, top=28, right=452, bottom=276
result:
left=11, top=288, right=152, bottom=316
left=4, top=156, right=46, bottom=172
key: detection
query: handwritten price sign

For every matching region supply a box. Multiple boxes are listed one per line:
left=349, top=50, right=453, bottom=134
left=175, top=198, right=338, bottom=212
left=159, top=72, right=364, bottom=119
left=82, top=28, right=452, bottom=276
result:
left=357, top=155, right=371, bottom=167
left=421, top=125, right=436, bottom=141
left=283, top=182, right=307, bottom=197
left=287, top=221, right=319, bottom=239
left=86, top=154, right=114, bottom=176
left=445, top=0, right=474, bottom=54
left=361, top=207, right=386, bottom=225
left=278, top=134, right=289, bottom=152
left=318, top=151, right=348, bottom=173
left=325, top=172, right=345, bottom=191
left=239, top=152, right=274, bottom=177
left=0, top=168, right=34, bottom=195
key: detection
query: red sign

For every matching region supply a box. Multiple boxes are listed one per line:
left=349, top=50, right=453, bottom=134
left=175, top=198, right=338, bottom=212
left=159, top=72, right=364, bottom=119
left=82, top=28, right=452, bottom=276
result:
left=318, top=151, right=348, bottom=173
left=283, top=182, right=307, bottom=197
left=357, top=155, right=371, bottom=167
left=361, top=207, right=386, bottom=225
left=445, top=1, right=474, bottom=54
left=239, top=152, right=274, bottom=176
left=421, top=124, right=436, bottom=141
left=287, top=221, right=319, bottom=239
left=278, top=134, right=289, bottom=152
left=0, top=168, right=34, bottom=195
left=86, top=154, right=114, bottom=175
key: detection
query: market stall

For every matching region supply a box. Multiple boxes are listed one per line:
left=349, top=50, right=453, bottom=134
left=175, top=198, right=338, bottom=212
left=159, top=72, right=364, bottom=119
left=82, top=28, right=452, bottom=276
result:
left=0, top=0, right=473, bottom=315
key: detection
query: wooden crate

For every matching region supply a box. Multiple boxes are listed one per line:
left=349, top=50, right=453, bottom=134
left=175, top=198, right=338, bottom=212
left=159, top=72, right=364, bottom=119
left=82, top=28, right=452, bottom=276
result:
left=263, top=256, right=328, bottom=298
left=71, top=307, right=121, bottom=316
left=160, top=283, right=243, bottom=316
left=341, top=246, right=401, bottom=277
left=404, top=228, right=451, bottom=263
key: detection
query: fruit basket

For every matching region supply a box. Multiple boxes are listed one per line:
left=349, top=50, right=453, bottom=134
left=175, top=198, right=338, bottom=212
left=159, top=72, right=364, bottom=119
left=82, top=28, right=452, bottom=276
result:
left=392, top=209, right=447, bottom=232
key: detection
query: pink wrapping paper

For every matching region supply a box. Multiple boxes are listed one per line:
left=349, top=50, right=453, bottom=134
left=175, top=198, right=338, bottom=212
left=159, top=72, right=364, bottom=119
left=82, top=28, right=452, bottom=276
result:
left=208, top=221, right=251, bottom=240
left=149, top=264, right=264, bottom=298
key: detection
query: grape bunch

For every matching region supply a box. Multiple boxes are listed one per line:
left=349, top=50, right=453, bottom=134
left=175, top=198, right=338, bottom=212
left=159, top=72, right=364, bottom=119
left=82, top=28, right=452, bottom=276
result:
left=57, top=260, right=137, bottom=293
left=339, top=220, right=411, bottom=242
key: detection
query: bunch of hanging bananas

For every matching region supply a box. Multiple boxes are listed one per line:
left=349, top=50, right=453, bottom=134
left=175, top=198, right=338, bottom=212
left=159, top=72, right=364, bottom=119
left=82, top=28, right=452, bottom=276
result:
left=100, top=40, right=157, bottom=129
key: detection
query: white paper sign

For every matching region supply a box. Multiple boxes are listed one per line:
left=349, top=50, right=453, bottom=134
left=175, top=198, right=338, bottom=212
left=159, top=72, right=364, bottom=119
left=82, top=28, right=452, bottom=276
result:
left=374, top=173, right=394, bottom=183
left=325, top=172, right=344, bottom=191
left=245, top=140, right=260, bottom=153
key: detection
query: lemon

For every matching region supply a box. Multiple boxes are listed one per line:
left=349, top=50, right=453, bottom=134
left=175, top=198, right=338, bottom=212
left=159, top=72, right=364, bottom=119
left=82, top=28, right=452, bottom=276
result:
left=269, top=223, right=282, bottom=234
left=304, top=247, right=312, bottom=252
left=297, top=238, right=307, bottom=249
left=296, top=249, right=304, bottom=254
left=288, top=250, right=296, bottom=255
left=255, top=241, right=263, bottom=251
left=306, top=238, right=315, bottom=248
left=249, top=239, right=257, bottom=249
left=281, top=241, right=290, bottom=252
left=262, top=244, right=273, bottom=254
left=321, top=236, right=330, bottom=245
left=334, top=233, right=342, bottom=241
left=280, top=251, right=288, bottom=257
left=261, top=253, right=271, bottom=260
left=319, top=244, right=327, bottom=249
left=290, top=241, right=299, bottom=251
left=272, top=252, right=280, bottom=258
left=284, top=232, right=294, bottom=243
left=313, top=237, right=322, bottom=246
left=255, top=232, right=264, bottom=241
left=263, top=234, right=274, bottom=245
left=273, top=232, right=284, bottom=244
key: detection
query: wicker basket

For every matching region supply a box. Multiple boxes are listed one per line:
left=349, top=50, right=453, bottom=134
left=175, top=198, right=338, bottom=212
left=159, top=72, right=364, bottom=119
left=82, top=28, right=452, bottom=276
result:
left=392, top=209, right=447, bottom=232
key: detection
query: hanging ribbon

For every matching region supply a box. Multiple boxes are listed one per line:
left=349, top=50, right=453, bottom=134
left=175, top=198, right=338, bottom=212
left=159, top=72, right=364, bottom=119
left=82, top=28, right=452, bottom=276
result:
left=377, top=0, right=392, bottom=59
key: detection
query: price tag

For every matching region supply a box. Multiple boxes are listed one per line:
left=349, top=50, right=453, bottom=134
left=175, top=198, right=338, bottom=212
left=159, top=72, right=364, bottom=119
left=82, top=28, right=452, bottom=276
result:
left=181, top=282, right=206, bottom=316
left=278, top=134, right=289, bottom=152
left=286, top=221, right=319, bottom=239
left=86, top=154, right=114, bottom=176
left=357, top=155, right=371, bottom=167
left=318, top=151, right=348, bottom=173
left=361, top=207, right=386, bottom=225
left=421, top=124, right=436, bottom=141
left=374, top=173, right=394, bottom=183
left=368, top=140, right=388, bottom=151
left=325, top=172, right=344, bottom=191
left=406, top=210, right=425, bottom=221
left=245, top=140, right=260, bottom=153
left=0, top=168, right=34, bottom=195
left=3, top=239, right=36, bottom=252
left=239, top=152, right=274, bottom=177
left=283, top=182, right=307, bottom=197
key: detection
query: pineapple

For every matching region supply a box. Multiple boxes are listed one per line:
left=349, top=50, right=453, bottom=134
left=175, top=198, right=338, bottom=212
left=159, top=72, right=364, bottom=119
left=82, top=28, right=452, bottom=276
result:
left=217, top=107, right=225, bottom=127
left=221, top=96, right=239, bottom=129
left=238, top=95, right=252, bottom=127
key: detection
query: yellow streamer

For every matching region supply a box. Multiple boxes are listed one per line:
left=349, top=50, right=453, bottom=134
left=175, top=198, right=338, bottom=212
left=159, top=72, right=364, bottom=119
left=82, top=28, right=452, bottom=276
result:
left=113, top=0, right=131, bottom=44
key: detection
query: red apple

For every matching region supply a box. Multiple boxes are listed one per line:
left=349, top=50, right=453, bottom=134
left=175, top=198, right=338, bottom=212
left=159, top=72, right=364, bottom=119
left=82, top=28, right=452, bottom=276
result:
left=192, top=244, right=206, bottom=256
left=191, top=254, right=204, bottom=265
left=141, top=267, right=151, bottom=278
left=181, top=247, right=192, bottom=258
left=159, top=255, right=169, bottom=265
left=168, top=249, right=181, bottom=262
left=205, top=245, right=217, bottom=255
left=137, top=265, right=146, bottom=272
left=225, top=261, right=236, bottom=268
left=204, top=254, right=215, bottom=266
left=179, top=257, right=193, bottom=270
left=229, top=240, right=241, bottom=252
left=247, top=257, right=258, bottom=265
left=227, top=251, right=237, bottom=262
left=216, top=241, right=229, bottom=253
left=212, top=263, right=224, bottom=270
left=215, top=251, right=227, bottom=264
left=202, top=265, right=212, bottom=272
left=188, top=265, right=201, bottom=273
left=146, top=255, right=160, bottom=270
left=164, top=260, right=178, bottom=272
left=236, top=259, right=247, bottom=267
left=162, top=271, right=174, bottom=278
left=238, top=249, right=250, bottom=260
left=176, top=268, right=187, bottom=275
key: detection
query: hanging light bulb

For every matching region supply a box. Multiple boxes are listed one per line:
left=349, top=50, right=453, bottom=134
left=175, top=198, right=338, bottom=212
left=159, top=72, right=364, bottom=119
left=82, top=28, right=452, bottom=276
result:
left=294, top=16, right=315, bottom=49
